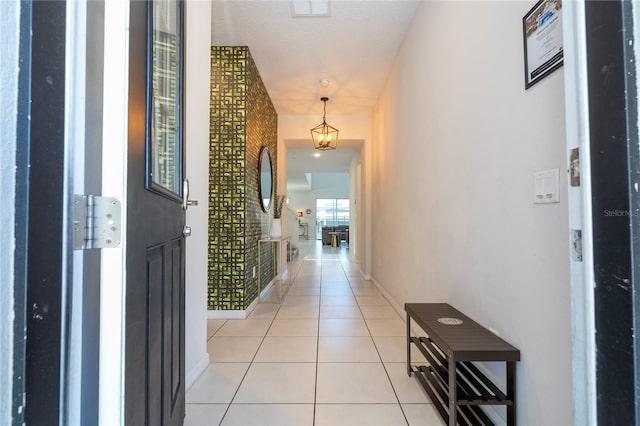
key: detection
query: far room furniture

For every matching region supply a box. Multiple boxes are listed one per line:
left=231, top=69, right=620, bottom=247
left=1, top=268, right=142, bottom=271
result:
left=321, top=225, right=349, bottom=245
left=321, top=226, right=332, bottom=245
left=405, top=303, right=520, bottom=426
left=329, top=232, right=339, bottom=247
left=339, top=228, right=349, bottom=244
left=257, top=236, right=292, bottom=303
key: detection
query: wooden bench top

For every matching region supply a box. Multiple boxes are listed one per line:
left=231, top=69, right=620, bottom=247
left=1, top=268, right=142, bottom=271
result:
left=405, top=303, right=520, bottom=362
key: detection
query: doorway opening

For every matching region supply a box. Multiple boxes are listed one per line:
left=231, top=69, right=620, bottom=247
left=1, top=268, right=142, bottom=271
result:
left=315, top=198, right=350, bottom=239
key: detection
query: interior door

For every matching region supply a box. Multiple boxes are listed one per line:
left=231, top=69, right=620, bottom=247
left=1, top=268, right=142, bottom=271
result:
left=126, top=1, right=186, bottom=425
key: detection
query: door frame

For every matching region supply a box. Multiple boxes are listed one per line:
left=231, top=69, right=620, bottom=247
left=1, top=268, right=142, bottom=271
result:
left=584, top=1, right=637, bottom=422
left=9, top=1, right=114, bottom=423
left=97, top=1, right=129, bottom=424
left=565, top=0, right=640, bottom=422
left=21, top=1, right=68, bottom=424
left=562, top=1, right=597, bottom=423
left=5, top=1, right=29, bottom=423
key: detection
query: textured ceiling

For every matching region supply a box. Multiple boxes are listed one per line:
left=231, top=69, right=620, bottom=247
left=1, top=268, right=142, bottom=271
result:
left=211, top=0, right=419, bottom=116
left=211, top=0, right=420, bottom=190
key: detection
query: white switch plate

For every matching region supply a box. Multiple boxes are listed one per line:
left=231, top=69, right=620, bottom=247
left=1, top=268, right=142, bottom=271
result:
left=534, top=168, right=560, bottom=204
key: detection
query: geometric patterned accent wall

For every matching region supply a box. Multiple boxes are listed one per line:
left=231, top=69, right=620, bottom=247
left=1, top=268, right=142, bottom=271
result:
left=245, top=49, right=279, bottom=306
left=209, top=46, right=278, bottom=310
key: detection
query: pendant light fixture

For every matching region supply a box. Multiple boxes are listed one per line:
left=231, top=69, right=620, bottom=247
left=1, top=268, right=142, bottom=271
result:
left=311, top=97, right=338, bottom=151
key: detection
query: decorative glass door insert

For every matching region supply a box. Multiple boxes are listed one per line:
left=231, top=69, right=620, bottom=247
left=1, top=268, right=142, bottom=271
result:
left=147, top=0, right=183, bottom=199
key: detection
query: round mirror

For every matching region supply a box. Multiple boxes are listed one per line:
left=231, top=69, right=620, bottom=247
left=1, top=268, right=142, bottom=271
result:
left=258, top=147, right=273, bottom=212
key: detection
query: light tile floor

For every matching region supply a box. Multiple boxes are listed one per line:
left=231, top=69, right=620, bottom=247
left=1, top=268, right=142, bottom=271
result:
left=186, top=241, right=444, bottom=426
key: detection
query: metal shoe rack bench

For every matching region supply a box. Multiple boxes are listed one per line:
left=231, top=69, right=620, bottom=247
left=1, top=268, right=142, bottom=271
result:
left=405, top=303, right=521, bottom=426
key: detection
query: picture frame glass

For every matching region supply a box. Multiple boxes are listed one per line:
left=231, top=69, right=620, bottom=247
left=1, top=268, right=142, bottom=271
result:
left=523, top=0, right=563, bottom=89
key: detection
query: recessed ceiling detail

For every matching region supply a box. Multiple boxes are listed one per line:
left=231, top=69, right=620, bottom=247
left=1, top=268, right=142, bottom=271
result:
left=286, top=139, right=363, bottom=192
left=290, top=0, right=331, bottom=17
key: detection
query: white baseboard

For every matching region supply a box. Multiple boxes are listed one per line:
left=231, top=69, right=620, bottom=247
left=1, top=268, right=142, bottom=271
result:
left=208, top=279, right=275, bottom=319
left=208, top=309, right=249, bottom=319
left=244, top=295, right=259, bottom=316
left=370, top=277, right=405, bottom=319
left=370, top=277, right=428, bottom=338
left=207, top=295, right=260, bottom=319
left=185, top=352, right=209, bottom=391
left=360, top=270, right=371, bottom=280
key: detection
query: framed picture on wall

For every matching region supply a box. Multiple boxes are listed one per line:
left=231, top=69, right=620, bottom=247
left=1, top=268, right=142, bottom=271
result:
left=523, top=0, right=563, bottom=89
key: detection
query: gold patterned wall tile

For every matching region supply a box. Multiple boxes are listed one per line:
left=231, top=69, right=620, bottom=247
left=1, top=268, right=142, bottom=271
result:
left=208, top=46, right=278, bottom=310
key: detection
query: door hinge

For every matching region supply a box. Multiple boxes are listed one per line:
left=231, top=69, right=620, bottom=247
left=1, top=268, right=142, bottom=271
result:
left=73, top=195, right=122, bottom=250
left=571, top=229, right=583, bottom=262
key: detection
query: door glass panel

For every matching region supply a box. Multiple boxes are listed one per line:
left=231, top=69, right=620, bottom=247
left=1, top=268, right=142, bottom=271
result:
left=148, top=0, right=183, bottom=197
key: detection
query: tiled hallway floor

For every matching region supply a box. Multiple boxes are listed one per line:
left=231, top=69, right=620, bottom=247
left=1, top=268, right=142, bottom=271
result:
left=185, top=241, right=444, bottom=426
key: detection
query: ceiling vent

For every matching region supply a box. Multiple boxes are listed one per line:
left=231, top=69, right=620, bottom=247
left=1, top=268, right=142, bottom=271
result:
left=290, top=0, right=331, bottom=17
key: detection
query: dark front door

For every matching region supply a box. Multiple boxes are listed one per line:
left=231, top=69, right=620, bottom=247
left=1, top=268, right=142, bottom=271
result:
left=125, top=1, right=186, bottom=425
left=585, top=0, right=640, bottom=422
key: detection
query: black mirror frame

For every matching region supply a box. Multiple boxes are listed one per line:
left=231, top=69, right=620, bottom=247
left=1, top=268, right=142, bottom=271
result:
left=258, top=146, right=273, bottom=213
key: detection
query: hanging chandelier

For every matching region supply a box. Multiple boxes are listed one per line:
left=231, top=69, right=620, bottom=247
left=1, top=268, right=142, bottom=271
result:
left=310, top=97, right=338, bottom=151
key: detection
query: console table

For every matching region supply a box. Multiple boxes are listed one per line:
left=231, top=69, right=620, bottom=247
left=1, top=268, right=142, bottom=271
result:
left=257, top=236, right=292, bottom=303
left=405, top=303, right=520, bottom=426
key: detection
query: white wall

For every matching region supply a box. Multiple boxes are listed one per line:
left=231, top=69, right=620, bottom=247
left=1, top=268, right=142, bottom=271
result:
left=288, top=173, right=350, bottom=240
left=184, top=0, right=211, bottom=389
left=372, top=2, right=571, bottom=424
left=0, top=1, right=19, bottom=422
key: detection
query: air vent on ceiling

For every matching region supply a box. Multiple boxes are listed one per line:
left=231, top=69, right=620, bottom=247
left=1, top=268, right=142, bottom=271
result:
left=290, top=0, right=331, bottom=17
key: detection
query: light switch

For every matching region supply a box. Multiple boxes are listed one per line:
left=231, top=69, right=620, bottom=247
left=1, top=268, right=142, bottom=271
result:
left=534, top=168, right=560, bottom=204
